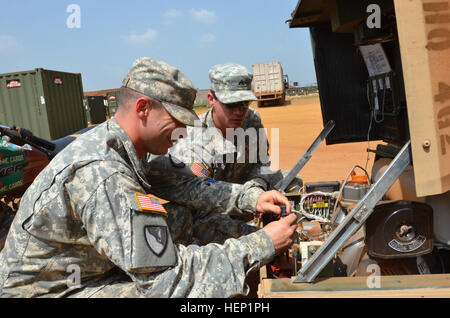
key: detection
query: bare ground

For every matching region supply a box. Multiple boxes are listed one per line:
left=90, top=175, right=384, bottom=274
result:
left=253, top=96, right=381, bottom=183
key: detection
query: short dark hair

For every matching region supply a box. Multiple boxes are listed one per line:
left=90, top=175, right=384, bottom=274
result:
left=118, top=86, right=142, bottom=110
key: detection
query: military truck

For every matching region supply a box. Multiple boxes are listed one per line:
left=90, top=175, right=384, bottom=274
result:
left=252, top=61, right=289, bottom=106
left=258, top=0, right=450, bottom=297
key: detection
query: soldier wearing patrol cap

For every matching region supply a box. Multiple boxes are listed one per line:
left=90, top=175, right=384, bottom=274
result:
left=151, top=63, right=302, bottom=222
left=0, top=57, right=298, bottom=298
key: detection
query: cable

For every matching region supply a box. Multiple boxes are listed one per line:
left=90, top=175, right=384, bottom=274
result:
left=365, top=82, right=375, bottom=172
left=374, top=80, right=387, bottom=124
left=365, top=109, right=374, bottom=172
left=365, top=76, right=387, bottom=171
left=331, top=165, right=370, bottom=224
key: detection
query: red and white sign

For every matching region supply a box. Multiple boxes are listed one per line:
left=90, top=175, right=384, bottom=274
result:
left=7, top=80, right=21, bottom=88
left=54, top=77, right=63, bottom=85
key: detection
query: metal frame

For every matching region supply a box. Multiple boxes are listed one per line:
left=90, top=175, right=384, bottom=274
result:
left=275, top=120, right=336, bottom=193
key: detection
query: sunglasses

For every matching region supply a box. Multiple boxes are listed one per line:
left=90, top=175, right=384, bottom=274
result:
left=223, top=101, right=250, bottom=109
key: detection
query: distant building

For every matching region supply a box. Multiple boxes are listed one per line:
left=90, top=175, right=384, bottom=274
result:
left=84, top=88, right=213, bottom=108
left=84, top=88, right=120, bottom=98
left=194, top=89, right=210, bottom=106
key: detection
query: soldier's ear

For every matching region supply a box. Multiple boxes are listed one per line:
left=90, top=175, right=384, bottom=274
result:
left=207, top=92, right=215, bottom=104
left=135, top=97, right=151, bottom=119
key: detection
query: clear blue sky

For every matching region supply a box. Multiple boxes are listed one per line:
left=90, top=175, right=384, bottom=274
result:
left=0, top=0, right=316, bottom=92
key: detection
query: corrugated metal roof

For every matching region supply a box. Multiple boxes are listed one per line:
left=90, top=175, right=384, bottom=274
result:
left=289, top=0, right=330, bottom=28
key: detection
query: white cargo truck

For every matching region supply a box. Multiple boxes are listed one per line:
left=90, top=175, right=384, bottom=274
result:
left=252, top=61, right=288, bottom=106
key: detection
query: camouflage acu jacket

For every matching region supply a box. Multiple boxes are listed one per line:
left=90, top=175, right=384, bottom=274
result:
left=168, top=108, right=272, bottom=184
left=0, top=118, right=274, bottom=298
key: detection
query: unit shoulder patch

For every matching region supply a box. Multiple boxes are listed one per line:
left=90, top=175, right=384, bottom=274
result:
left=144, top=225, right=168, bottom=256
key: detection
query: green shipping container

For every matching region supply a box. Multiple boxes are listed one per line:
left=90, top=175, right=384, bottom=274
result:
left=0, top=68, right=87, bottom=140
left=106, top=91, right=120, bottom=117
left=84, top=96, right=107, bottom=125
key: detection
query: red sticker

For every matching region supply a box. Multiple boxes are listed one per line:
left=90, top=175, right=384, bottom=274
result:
left=7, top=80, right=21, bottom=88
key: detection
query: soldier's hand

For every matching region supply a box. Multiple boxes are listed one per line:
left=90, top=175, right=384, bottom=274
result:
left=263, top=213, right=298, bottom=255
left=255, top=190, right=291, bottom=216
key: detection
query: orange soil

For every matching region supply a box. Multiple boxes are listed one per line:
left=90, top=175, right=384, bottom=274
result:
left=254, top=96, right=381, bottom=183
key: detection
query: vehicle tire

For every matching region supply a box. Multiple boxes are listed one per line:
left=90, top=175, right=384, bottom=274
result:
left=280, top=94, right=286, bottom=106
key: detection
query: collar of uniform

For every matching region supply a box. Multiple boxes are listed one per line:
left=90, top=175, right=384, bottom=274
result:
left=203, top=108, right=215, bottom=128
left=107, top=118, right=152, bottom=191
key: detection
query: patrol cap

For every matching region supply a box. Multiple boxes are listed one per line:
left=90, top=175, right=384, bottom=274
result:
left=209, top=63, right=258, bottom=104
left=123, top=57, right=200, bottom=126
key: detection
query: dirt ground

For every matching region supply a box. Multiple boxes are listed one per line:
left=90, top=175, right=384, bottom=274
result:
left=254, top=96, right=381, bottom=183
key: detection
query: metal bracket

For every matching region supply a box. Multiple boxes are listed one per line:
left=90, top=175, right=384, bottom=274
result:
left=353, top=204, right=369, bottom=223
left=293, top=140, right=412, bottom=283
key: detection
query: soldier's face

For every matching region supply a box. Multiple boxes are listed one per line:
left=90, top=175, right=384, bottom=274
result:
left=146, top=102, right=186, bottom=155
left=209, top=94, right=248, bottom=130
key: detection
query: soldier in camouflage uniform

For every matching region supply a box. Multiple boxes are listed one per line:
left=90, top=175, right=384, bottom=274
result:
left=149, top=63, right=302, bottom=221
left=0, top=57, right=298, bottom=298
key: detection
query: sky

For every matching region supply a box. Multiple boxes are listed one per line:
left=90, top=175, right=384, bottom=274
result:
left=0, top=0, right=317, bottom=92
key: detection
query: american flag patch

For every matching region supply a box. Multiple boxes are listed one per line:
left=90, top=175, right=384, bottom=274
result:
left=190, top=162, right=209, bottom=177
left=134, top=193, right=167, bottom=214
